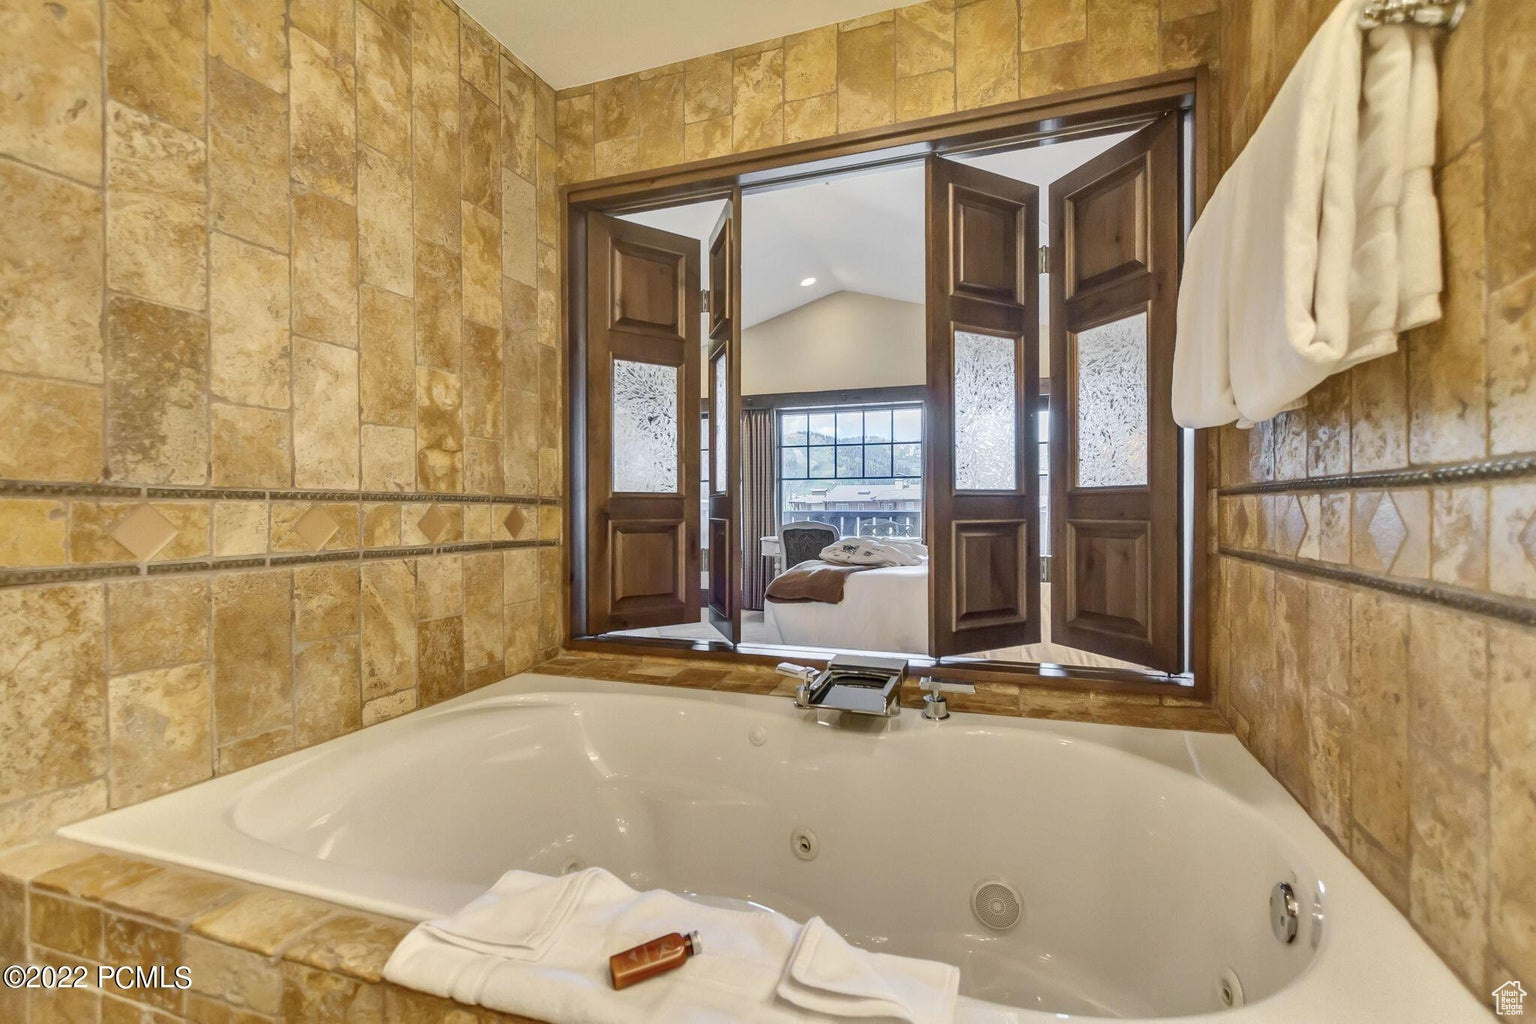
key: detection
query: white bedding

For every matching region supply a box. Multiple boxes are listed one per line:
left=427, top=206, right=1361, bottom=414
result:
left=762, top=563, right=929, bottom=656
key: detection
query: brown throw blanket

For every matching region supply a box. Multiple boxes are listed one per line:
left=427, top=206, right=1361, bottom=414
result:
left=764, top=560, right=871, bottom=604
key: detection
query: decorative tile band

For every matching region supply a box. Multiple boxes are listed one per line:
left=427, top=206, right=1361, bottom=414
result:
left=0, top=540, right=559, bottom=589
left=1215, top=452, right=1536, bottom=496
left=0, top=479, right=563, bottom=505
left=1219, top=546, right=1536, bottom=628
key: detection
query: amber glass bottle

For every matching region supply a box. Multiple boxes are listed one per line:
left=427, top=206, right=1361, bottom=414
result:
left=608, top=931, right=702, bottom=990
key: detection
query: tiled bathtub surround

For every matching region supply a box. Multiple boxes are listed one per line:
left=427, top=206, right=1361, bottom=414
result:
left=1211, top=0, right=1536, bottom=1000
left=0, top=0, right=564, bottom=851
left=0, top=837, right=549, bottom=1023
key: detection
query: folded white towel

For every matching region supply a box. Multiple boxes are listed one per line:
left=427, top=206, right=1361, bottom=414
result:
left=1171, top=0, right=1443, bottom=428
left=819, top=538, right=926, bottom=568
left=384, top=868, right=960, bottom=1024
left=778, top=918, right=959, bottom=1024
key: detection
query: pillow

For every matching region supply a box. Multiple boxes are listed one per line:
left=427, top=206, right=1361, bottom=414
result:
left=818, top=537, right=926, bottom=567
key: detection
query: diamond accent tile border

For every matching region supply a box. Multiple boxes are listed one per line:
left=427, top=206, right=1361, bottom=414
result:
left=292, top=506, right=340, bottom=550
left=418, top=504, right=449, bottom=542
left=109, top=504, right=179, bottom=561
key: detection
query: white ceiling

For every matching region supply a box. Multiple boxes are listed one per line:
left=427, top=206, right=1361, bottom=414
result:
left=457, top=0, right=924, bottom=91
left=622, top=130, right=1136, bottom=328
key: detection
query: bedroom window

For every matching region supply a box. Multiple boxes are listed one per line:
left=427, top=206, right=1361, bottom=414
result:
left=777, top=404, right=923, bottom=540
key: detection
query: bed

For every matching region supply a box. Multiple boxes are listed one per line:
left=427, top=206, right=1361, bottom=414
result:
left=762, top=562, right=929, bottom=655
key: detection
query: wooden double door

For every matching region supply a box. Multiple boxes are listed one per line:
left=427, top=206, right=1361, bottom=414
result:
left=577, top=115, right=1183, bottom=672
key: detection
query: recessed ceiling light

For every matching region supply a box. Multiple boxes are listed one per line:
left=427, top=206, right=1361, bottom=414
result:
left=800, top=276, right=816, bottom=287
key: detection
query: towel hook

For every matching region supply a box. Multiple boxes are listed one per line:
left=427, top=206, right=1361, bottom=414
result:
left=1359, top=0, right=1467, bottom=30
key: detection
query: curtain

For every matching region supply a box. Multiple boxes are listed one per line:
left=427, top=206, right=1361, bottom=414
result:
left=740, top=408, right=776, bottom=610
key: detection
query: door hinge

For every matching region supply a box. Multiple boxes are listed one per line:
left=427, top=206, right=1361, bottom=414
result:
left=1038, top=245, right=1051, bottom=274
left=1040, top=556, right=1052, bottom=583
left=700, top=288, right=711, bottom=313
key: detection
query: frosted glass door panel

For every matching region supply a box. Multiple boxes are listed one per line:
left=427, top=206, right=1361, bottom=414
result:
left=713, top=353, right=727, bottom=492
left=612, top=359, right=679, bottom=493
left=1073, top=311, right=1148, bottom=488
left=953, top=330, right=1018, bottom=491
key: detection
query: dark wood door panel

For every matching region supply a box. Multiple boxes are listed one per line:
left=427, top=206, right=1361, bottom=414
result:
left=706, top=194, right=743, bottom=644
left=707, top=216, right=732, bottom=338
left=927, top=157, right=1040, bottom=657
left=582, top=212, right=701, bottom=634
left=1049, top=113, right=1181, bottom=672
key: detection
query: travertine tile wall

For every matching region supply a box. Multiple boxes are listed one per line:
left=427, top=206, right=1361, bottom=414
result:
left=550, top=0, right=1218, bottom=184
left=1210, top=0, right=1535, bottom=999
left=0, top=0, right=565, bottom=849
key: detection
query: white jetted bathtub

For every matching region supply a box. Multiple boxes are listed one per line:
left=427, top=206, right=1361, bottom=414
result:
left=62, top=674, right=1484, bottom=1022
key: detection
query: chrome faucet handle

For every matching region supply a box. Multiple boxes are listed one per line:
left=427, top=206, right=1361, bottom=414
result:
left=918, top=676, right=975, bottom=720
left=777, top=662, right=819, bottom=707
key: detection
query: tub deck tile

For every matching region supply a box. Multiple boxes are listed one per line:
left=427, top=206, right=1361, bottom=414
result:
left=0, top=836, right=98, bottom=884
left=101, top=865, right=250, bottom=927
left=193, top=890, right=337, bottom=957
left=281, top=912, right=414, bottom=983
left=33, top=850, right=167, bottom=900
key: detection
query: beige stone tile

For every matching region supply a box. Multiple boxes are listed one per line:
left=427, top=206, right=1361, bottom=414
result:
left=210, top=233, right=291, bottom=410
left=415, top=554, right=463, bottom=620
left=1161, top=10, right=1218, bottom=70
left=413, top=112, right=461, bottom=251
left=291, top=0, right=354, bottom=62
left=212, top=571, right=293, bottom=742
left=1021, top=0, right=1086, bottom=51
left=0, top=838, right=97, bottom=886
left=213, top=502, right=268, bottom=557
left=271, top=500, right=359, bottom=553
left=209, top=58, right=290, bottom=253
left=362, top=689, right=417, bottom=725
left=1431, top=485, right=1489, bottom=589
left=1408, top=606, right=1488, bottom=778
left=0, top=781, right=106, bottom=851
left=293, top=338, right=361, bottom=489
left=418, top=616, right=464, bottom=705
left=461, top=81, right=501, bottom=215
left=186, top=934, right=283, bottom=1015
left=464, top=440, right=503, bottom=498
left=896, top=71, right=955, bottom=122
left=777, top=95, right=832, bottom=144
left=463, top=321, right=503, bottom=440
left=502, top=172, right=537, bottom=289
left=358, top=147, right=414, bottom=298
left=0, top=374, right=101, bottom=483
left=106, top=0, right=205, bottom=134
left=290, top=29, right=357, bottom=200
left=1306, top=686, right=1351, bottom=845
left=1489, top=274, right=1536, bottom=457
left=361, top=425, right=416, bottom=492
left=837, top=23, right=896, bottom=133
left=593, top=74, right=638, bottom=144
left=1350, top=348, right=1409, bottom=472
left=283, top=913, right=412, bottom=983
left=1408, top=145, right=1487, bottom=465
left=1087, top=0, right=1159, bottom=81
left=460, top=12, right=498, bottom=98
left=1410, top=751, right=1490, bottom=987
left=895, top=3, right=953, bottom=79
left=70, top=500, right=209, bottom=564
left=1489, top=760, right=1536, bottom=988
left=292, top=190, right=360, bottom=348
left=210, top=0, right=288, bottom=93
left=0, top=499, right=67, bottom=568
left=359, top=284, right=415, bottom=429
left=100, top=918, right=183, bottom=1013
left=463, top=551, right=503, bottom=671
left=555, top=92, right=596, bottom=183
left=106, top=102, right=207, bottom=310
left=594, top=134, right=638, bottom=178
left=0, top=585, right=105, bottom=804
left=956, top=0, right=1018, bottom=110
left=33, top=849, right=164, bottom=902
left=193, top=889, right=332, bottom=956
left=106, top=295, right=209, bottom=485
left=504, top=600, right=540, bottom=674
left=295, top=565, right=360, bottom=642
left=500, top=58, right=537, bottom=182
left=361, top=502, right=400, bottom=547
left=635, top=72, right=685, bottom=170
left=357, top=3, right=411, bottom=163
left=295, top=635, right=362, bottom=746
left=684, top=53, right=733, bottom=124
left=1317, top=491, right=1350, bottom=564
left=1434, top=0, right=1481, bottom=161
left=1490, top=481, right=1536, bottom=600
left=411, top=0, right=459, bottom=129
left=0, top=0, right=102, bottom=185
left=361, top=560, right=416, bottom=700
left=785, top=26, right=837, bottom=102
left=108, top=577, right=209, bottom=676
left=0, top=161, right=102, bottom=384
left=280, top=960, right=385, bottom=1022
left=107, top=663, right=212, bottom=807
left=728, top=48, right=780, bottom=151
left=30, top=890, right=102, bottom=959
left=462, top=204, right=502, bottom=326
left=217, top=726, right=293, bottom=775
left=1303, top=372, right=1350, bottom=476
left=1487, top=0, right=1536, bottom=289
left=416, top=367, right=464, bottom=491
left=1349, top=591, right=1410, bottom=859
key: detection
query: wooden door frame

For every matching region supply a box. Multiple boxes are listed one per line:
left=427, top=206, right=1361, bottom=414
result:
left=564, top=66, right=1214, bottom=702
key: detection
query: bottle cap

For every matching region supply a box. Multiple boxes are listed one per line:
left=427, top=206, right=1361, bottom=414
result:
left=688, top=930, right=702, bottom=954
